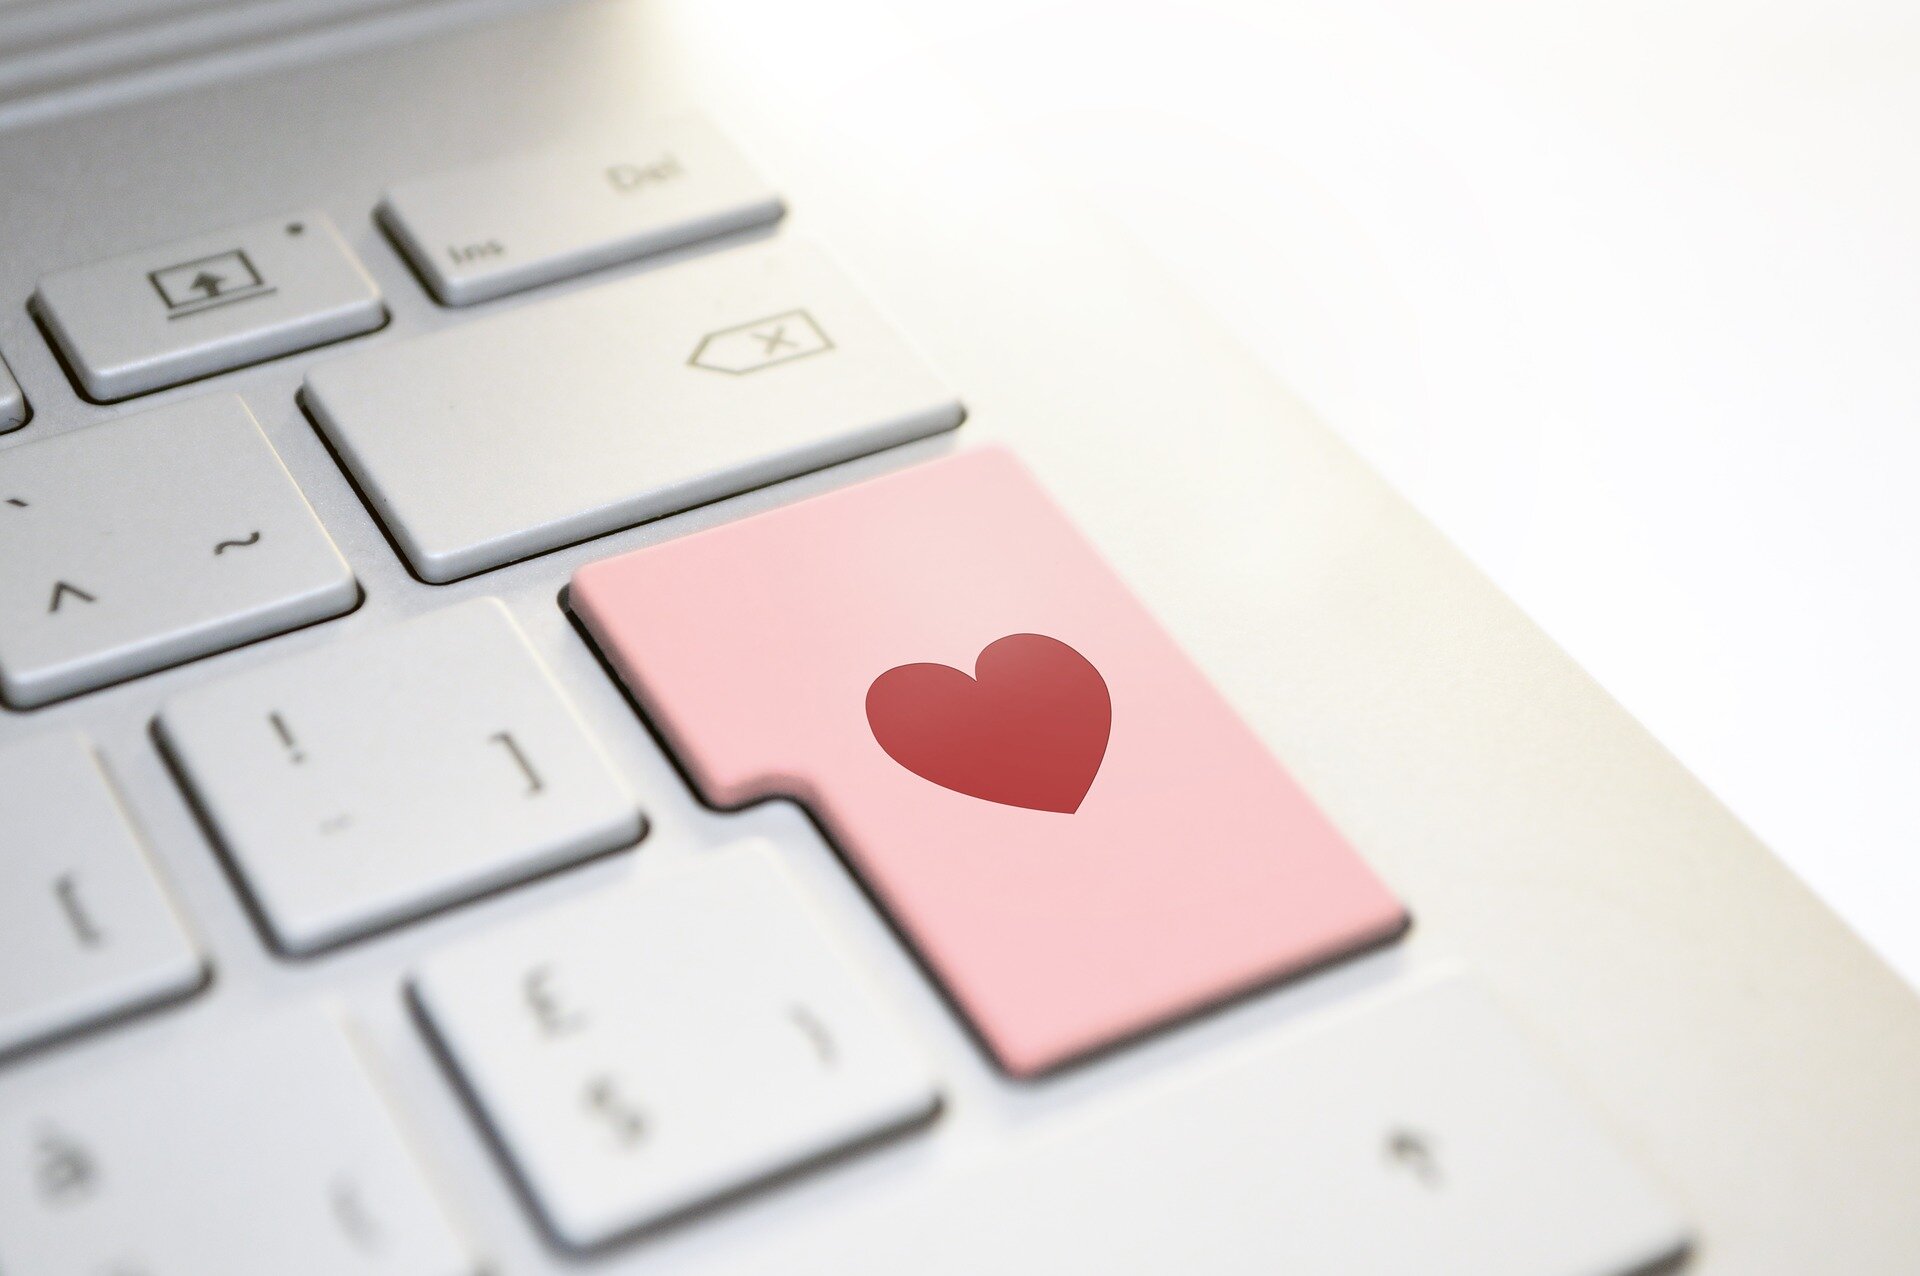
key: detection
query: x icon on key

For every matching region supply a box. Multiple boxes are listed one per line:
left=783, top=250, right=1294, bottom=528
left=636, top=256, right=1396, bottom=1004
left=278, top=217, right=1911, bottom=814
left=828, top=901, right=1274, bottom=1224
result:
left=754, top=325, right=797, bottom=354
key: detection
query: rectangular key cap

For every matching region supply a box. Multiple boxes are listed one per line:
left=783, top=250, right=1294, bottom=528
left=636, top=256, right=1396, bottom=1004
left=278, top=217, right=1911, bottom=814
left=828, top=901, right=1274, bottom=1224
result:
left=0, top=734, right=205, bottom=1059
left=157, top=598, right=642, bottom=954
left=572, top=448, right=1409, bottom=1077
left=0, top=1012, right=473, bottom=1276
left=35, top=211, right=383, bottom=400
left=695, top=975, right=1690, bottom=1276
left=304, top=239, right=962, bottom=582
left=0, top=395, right=359, bottom=708
left=0, top=350, right=25, bottom=432
left=410, top=841, right=937, bottom=1249
left=381, top=114, right=784, bottom=305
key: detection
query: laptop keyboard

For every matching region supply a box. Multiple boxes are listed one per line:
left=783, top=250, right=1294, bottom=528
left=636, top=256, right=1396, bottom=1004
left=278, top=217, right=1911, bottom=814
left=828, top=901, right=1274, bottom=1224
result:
left=0, top=113, right=1689, bottom=1273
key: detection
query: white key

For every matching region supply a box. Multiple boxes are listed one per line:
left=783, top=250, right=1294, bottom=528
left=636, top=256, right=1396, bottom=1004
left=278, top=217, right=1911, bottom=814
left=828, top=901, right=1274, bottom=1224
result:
left=0, top=1011, right=473, bottom=1276
left=156, top=598, right=642, bottom=954
left=0, top=735, right=205, bottom=1059
left=304, top=238, right=963, bottom=582
left=410, top=841, right=939, bottom=1249
left=381, top=114, right=784, bottom=306
left=35, top=211, right=383, bottom=401
left=0, top=350, right=25, bottom=432
left=0, top=395, right=358, bottom=708
left=698, top=974, right=1690, bottom=1276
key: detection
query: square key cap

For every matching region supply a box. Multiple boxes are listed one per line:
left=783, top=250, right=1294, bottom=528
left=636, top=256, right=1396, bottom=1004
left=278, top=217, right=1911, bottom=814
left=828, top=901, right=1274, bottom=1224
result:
left=0, top=1011, right=473, bottom=1275
left=571, top=448, right=1409, bottom=1077
left=35, top=211, right=383, bottom=401
left=410, top=841, right=937, bottom=1249
left=158, top=599, right=642, bottom=954
left=0, top=395, right=358, bottom=708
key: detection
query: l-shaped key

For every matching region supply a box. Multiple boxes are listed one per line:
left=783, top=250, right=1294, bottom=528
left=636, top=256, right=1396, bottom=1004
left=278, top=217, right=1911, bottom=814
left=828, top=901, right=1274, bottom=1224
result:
left=572, top=449, right=1410, bottom=1077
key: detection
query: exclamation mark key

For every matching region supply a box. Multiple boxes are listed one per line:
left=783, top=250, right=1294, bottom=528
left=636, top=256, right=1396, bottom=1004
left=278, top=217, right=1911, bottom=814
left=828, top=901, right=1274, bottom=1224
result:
left=154, top=598, right=643, bottom=954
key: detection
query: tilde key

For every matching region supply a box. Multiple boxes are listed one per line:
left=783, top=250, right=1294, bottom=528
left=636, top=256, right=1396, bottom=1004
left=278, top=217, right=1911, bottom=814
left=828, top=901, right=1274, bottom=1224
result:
left=571, top=448, right=1409, bottom=1077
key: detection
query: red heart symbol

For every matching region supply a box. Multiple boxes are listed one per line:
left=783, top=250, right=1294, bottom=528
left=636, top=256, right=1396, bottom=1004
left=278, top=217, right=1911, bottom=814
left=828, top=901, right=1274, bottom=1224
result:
left=865, top=633, right=1111, bottom=813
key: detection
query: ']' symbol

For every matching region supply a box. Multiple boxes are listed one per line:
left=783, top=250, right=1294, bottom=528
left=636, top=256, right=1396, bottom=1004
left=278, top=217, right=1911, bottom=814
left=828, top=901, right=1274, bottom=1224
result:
left=865, top=633, right=1111, bottom=813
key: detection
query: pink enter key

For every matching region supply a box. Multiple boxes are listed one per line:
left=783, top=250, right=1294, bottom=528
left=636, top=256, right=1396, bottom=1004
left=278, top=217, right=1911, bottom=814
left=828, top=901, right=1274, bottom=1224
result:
left=571, top=448, right=1407, bottom=1077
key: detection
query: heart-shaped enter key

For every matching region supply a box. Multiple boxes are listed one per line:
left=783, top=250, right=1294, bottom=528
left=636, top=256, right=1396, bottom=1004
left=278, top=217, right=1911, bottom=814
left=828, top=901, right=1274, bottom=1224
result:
left=865, top=634, right=1111, bottom=813
left=569, top=447, right=1407, bottom=1077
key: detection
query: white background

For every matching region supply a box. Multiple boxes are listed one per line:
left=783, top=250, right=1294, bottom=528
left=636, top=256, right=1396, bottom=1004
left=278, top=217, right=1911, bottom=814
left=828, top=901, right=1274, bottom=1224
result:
left=877, top=0, right=1920, bottom=984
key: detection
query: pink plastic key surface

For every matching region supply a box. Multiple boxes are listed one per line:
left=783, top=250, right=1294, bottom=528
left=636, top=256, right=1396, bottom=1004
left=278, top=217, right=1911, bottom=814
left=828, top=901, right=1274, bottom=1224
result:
left=571, top=448, right=1407, bottom=1076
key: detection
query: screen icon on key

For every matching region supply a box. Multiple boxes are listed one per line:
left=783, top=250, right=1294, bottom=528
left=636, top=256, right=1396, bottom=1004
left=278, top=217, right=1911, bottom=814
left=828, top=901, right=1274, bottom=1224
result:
left=148, top=249, right=272, bottom=318
left=571, top=447, right=1409, bottom=1077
